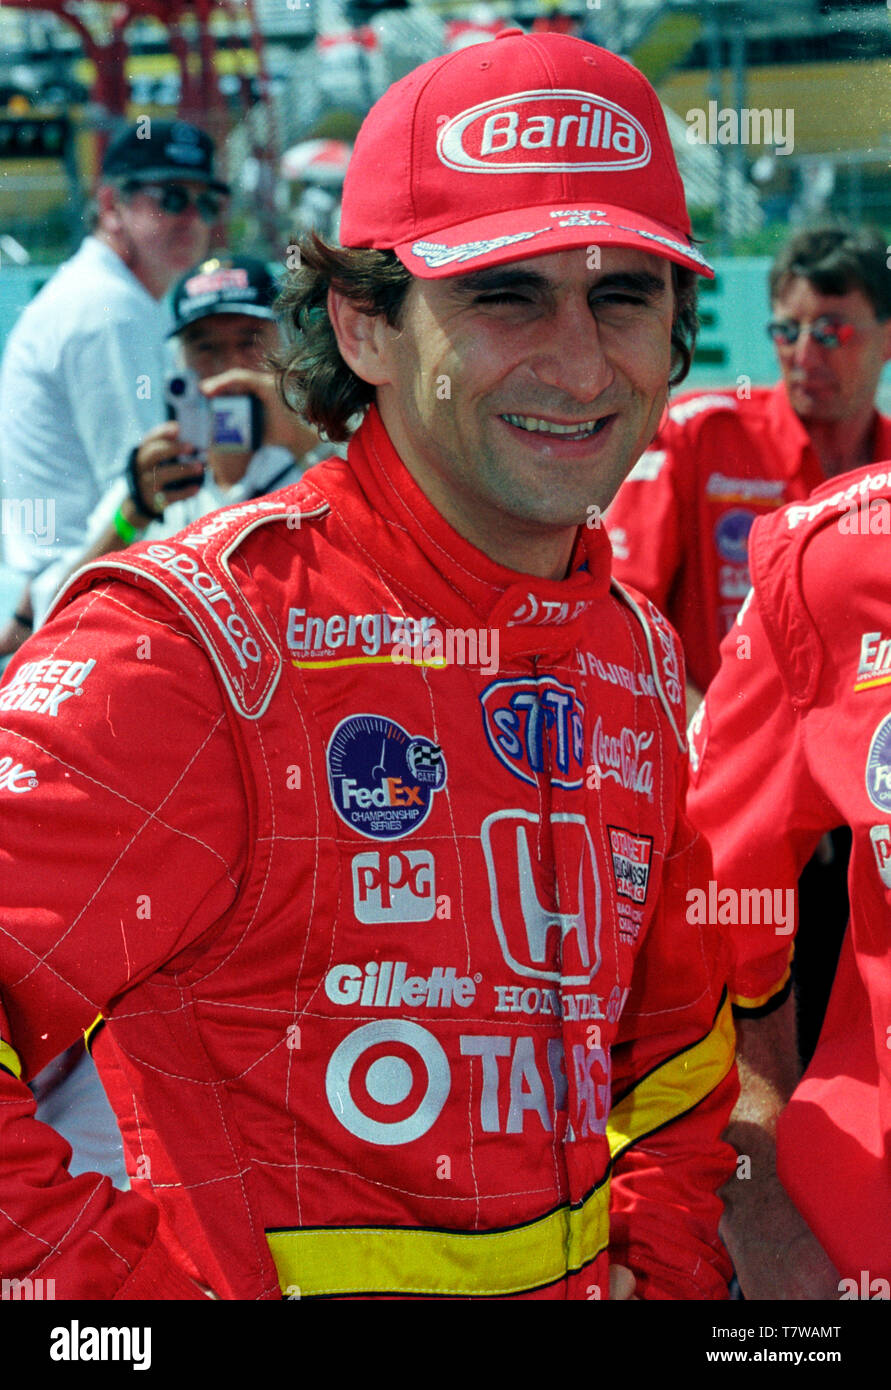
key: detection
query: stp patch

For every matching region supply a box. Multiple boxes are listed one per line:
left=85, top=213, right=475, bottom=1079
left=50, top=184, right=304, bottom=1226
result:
left=327, top=714, right=446, bottom=840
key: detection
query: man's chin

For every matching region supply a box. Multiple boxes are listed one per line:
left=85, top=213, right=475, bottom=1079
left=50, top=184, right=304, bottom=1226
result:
left=787, top=383, right=840, bottom=419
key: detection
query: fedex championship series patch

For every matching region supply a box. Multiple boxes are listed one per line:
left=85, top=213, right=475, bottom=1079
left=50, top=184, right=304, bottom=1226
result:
left=327, top=714, right=446, bottom=840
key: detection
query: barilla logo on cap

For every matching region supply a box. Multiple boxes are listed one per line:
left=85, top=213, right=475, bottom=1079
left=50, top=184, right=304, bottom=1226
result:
left=438, top=89, right=651, bottom=174
left=185, top=268, right=249, bottom=297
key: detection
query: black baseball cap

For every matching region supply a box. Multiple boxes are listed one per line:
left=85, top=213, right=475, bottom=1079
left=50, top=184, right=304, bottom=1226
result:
left=102, top=119, right=230, bottom=195
left=169, top=253, right=279, bottom=336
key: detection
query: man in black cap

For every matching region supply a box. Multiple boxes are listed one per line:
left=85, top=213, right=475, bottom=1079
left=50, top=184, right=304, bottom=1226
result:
left=0, top=119, right=229, bottom=656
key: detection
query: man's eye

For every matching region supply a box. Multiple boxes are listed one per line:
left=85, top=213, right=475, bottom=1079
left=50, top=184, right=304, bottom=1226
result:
left=592, top=293, right=645, bottom=308
left=476, top=292, right=531, bottom=305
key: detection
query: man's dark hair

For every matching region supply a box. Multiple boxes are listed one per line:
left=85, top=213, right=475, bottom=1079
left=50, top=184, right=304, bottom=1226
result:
left=276, top=233, right=699, bottom=442
left=769, top=223, right=891, bottom=319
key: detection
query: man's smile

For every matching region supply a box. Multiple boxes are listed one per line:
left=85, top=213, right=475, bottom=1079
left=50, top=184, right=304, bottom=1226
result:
left=499, top=413, right=611, bottom=440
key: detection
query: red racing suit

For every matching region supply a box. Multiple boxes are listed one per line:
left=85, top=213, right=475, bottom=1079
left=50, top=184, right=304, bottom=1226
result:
left=606, top=384, right=891, bottom=694
left=687, top=462, right=891, bottom=1281
left=0, top=405, right=736, bottom=1300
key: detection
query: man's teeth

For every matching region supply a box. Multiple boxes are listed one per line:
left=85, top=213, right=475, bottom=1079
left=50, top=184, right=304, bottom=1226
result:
left=501, top=414, right=607, bottom=438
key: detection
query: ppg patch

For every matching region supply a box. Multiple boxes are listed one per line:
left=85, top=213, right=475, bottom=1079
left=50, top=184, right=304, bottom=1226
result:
left=327, top=714, right=447, bottom=840
left=606, top=825, right=653, bottom=904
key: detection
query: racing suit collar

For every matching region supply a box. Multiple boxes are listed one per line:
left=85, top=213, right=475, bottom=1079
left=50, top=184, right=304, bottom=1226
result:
left=343, top=404, right=614, bottom=661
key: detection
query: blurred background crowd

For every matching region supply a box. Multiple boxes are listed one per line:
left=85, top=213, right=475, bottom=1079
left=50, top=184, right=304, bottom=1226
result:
left=0, top=0, right=888, bottom=600
left=0, top=0, right=888, bottom=334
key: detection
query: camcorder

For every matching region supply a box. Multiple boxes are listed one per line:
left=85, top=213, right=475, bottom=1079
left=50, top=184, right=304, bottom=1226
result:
left=164, top=370, right=264, bottom=485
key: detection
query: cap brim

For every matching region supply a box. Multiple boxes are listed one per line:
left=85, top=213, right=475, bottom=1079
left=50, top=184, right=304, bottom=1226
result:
left=391, top=201, right=713, bottom=279
left=119, top=168, right=231, bottom=196
left=168, top=303, right=277, bottom=338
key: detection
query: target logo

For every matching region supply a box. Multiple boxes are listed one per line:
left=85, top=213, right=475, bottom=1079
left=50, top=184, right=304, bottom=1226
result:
left=326, top=1020, right=450, bottom=1146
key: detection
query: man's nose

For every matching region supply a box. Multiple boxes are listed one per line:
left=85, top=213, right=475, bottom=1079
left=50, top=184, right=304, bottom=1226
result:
left=530, top=300, right=614, bottom=400
left=790, top=324, right=825, bottom=366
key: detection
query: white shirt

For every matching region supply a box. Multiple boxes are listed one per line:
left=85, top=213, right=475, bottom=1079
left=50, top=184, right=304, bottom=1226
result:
left=0, top=236, right=170, bottom=578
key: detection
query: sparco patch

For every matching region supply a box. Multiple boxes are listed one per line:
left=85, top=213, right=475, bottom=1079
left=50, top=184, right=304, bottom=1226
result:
left=328, top=714, right=446, bottom=840
left=866, top=714, right=891, bottom=811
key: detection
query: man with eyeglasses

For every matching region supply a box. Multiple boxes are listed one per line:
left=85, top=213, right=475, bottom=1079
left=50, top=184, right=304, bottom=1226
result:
left=0, top=119, right=227, bottom=658
left=606, top=223, right=891, bottom=717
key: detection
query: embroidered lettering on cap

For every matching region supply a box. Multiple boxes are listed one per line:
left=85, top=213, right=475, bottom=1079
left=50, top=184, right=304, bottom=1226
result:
left=411, top=229, right=548, bottom=269
left=185, top=268, right=249, bottom=297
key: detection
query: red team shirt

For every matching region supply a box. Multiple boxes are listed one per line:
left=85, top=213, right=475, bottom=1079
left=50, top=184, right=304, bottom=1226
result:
left=606, top=383, right=891, bottom=694
left=687, top=465, right=891, bottom=1280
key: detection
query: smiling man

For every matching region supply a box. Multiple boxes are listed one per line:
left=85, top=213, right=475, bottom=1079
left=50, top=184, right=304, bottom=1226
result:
left=0, top=32, right=736, bottom=1301
left=327, top=251, right=675, bottom=579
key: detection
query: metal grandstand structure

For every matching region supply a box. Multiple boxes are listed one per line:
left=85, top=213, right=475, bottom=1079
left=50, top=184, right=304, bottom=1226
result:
left=0, top=0, right=887, bottom=255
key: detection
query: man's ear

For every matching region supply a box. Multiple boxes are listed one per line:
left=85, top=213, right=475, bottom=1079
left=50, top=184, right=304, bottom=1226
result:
left=96, top=183, right=124, bottom=235
left=327, top=288, right=394, bottom=387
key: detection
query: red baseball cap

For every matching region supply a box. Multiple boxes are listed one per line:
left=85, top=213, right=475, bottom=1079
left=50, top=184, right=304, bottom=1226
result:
left=340, top=29, right=712, bottom=279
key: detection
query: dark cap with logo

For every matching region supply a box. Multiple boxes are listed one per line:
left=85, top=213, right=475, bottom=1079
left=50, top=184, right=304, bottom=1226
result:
left=340, top=28, right=711, bottom=279
left=102, top=119, right=230, bottom=195
left=169, top=253, right=279, bottom=336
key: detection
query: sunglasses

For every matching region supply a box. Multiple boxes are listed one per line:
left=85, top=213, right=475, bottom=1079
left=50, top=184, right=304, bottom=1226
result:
left=767, top=316, right=857, bottom=350
left=133, top=182, right=226, bottom=224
